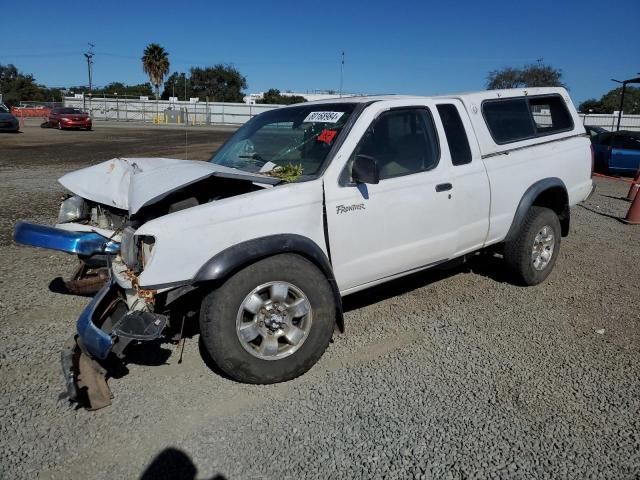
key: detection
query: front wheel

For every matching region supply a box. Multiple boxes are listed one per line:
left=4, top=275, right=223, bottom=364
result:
left=199, top=254, right=336, bottom=384
left=504, top=206, right=561, bottom=286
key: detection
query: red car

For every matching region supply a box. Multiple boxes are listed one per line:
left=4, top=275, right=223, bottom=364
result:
left=47, top=107, right=92, bottom=130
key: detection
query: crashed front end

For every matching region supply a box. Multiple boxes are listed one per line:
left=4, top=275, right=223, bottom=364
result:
left=13, top=157, right=280, bottom=409
left=62, top=255, right=169, bottom=410
left=14, top=193, right=126, bottom=294
left=58, top=208, right=188, bottom=409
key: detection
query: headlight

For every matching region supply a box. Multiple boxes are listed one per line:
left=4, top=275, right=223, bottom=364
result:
left=58, top=195, right=89, bottom=223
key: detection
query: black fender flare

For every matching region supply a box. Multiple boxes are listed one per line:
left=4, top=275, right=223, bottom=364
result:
left=504, top=177, right=569, bottom=243
left=194, top=234, right=344, bottom=332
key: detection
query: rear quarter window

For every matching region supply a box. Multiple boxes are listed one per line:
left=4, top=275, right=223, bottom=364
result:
left=482, top=95, right=574, bottom=145
left=436, top=104, right=472, bottom=165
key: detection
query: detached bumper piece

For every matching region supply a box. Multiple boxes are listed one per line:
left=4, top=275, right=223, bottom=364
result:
left=61, top=337, right=113, bottom=411
left=62, top=278, right=168, bottom=410
left=13, top=221, right=120, bottom=255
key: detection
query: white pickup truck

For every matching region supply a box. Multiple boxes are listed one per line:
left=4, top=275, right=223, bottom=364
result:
left=15, top=87, right=593, bottom=408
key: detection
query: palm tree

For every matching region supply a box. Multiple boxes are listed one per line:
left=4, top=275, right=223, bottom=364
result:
left=141, top=43, right=170, bottom=99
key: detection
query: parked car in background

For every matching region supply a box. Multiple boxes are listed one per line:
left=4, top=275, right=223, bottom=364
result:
left=0, top=104, right=19, bottom=132
left=584, top=125, right=607, bottom=140
left=46, top=107, right=92, bottom=130
left=592, top=130, right=640, bottom=175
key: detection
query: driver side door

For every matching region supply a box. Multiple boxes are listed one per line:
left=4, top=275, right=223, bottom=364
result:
left=324, top=103, right=457, bottom=294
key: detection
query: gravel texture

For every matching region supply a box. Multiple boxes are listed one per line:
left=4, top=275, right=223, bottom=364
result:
left=1, top=121, right=639, bottom=479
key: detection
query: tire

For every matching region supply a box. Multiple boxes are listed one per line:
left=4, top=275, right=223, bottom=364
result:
left=504, top=206, right=561, bottom=286
left=57, top=121, right=63, bottom=130
left=199, top=254, right=335, bottom=384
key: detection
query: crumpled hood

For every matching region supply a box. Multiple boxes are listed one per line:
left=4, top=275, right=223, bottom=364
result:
left=58, top=157, right=280, bottom=214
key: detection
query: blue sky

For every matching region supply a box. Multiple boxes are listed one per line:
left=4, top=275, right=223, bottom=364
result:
left=3, top=0, right=639, bottom=104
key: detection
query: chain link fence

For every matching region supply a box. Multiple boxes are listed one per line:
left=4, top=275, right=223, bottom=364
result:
left=60, top=96, right=640, bottom=131
left=63, top=96, right=281, bottom=125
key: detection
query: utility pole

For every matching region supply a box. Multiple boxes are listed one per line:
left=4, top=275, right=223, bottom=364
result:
left=84, top=43, right=95, bottom=92
left=339, top=51, right=345, bottom=98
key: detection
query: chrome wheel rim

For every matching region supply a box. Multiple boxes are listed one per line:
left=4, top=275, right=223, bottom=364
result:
left=235, top=281, right=312, bottom=360
left=531, top=225, right=555, bottom=271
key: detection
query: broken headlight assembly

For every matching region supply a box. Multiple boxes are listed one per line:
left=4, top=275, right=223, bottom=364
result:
left=58, top=195, right=89, bottom=224
left=120, top=226, right=155, bottom=272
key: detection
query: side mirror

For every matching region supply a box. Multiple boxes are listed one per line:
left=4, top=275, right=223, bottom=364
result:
left=351, top=154, right=379, bottom=184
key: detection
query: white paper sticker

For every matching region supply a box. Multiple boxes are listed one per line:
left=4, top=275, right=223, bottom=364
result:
left=303, top=111, right=344, bottom=123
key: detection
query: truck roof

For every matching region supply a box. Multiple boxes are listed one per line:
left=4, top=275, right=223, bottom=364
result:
left=305, top=87, right=571, bottom=105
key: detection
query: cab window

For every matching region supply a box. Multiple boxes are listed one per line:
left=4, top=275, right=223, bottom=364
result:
left=352, top=108, right=439, bottom=180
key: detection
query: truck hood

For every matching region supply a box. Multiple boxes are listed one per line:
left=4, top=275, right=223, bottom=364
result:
left=58, top=157, right=280, bottom=214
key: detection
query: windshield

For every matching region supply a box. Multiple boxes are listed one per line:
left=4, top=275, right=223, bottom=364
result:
left=59, top=108, right=83, bottom=114
left=210, top=103, right=357, bottom=180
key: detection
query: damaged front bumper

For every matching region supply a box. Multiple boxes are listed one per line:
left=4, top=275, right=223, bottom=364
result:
left=63, top=277, right=168, bottom=409
left=14, top=221, right=120, bottom=255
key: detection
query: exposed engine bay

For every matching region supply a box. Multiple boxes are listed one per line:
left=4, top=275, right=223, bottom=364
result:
left=58, top=175, right=270, bottom=293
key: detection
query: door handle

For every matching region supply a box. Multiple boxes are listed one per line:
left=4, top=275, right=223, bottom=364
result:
left=435, top=183, right=453, bottom=192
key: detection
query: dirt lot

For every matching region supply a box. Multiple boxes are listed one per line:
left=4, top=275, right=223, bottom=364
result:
left=1, top=120, right=639, bottom=479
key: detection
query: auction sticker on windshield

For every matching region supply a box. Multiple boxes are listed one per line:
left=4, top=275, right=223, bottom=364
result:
left=304, top=111, right=344, bottom=123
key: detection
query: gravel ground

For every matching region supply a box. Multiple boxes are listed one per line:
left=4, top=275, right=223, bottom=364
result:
left=1, top=121, right=639, bottom=479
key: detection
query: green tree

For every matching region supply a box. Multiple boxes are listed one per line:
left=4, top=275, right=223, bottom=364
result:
left=260, top=88, right=307, bottom=105
left=577, top=98, right=604, bottom=114
left=141, top=43, right=170, bottom=99
left=0, top=64, right=57, bottom=106
left=599, top=86, right=640, bottom=114
left=190, top=64, right=247, bottom=102
left=578, top=87, right=640, bottom=114
left=487, top=62, right=565, bottom=90
left=161, top=72, right=194, bottom=100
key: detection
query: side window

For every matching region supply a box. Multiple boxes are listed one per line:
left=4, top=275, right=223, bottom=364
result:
left=528, top=96, right=573, bottom=134
left=353, top=108, right=439, bottom=180
left=483, top=99, right=535, bottom=144
left=616, top=135, right=640, bottom=151
left=483, top=95, right=574, bottom=145
left=436, top=104, right=472, bottom=165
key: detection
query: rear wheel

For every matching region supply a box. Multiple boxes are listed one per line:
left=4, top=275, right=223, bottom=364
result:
left=199, top=254, right=335, bottom=384
left=504, top=206, right=561, bottom=286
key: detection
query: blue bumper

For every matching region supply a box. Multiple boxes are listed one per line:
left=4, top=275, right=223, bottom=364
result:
left=76, top=278, right=117, bottom=360
left=13, top=221, right=120, bottom=255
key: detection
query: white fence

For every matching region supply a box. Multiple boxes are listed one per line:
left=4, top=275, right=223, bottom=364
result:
left=531, top=113, right=639, bottom=132
left=63, top=96, right=281, bottom=125
left=63, top=96, right=640, bottom=131
left=579, top=113, right=640, bottom=132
